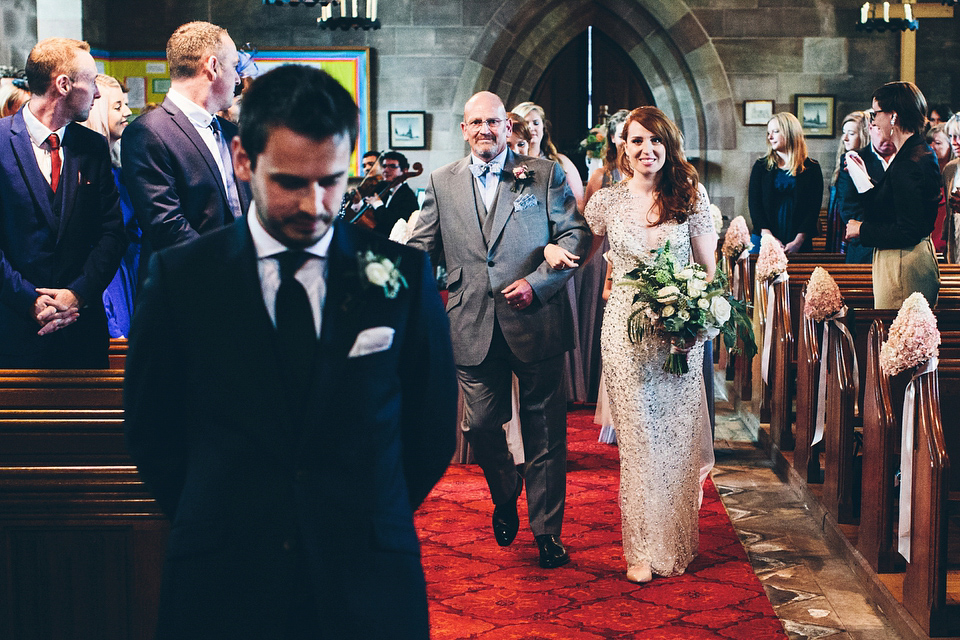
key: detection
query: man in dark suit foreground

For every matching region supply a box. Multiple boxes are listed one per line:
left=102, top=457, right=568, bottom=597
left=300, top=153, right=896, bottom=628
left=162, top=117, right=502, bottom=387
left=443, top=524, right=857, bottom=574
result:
left=0, top=37, right=125, bottom=367
left=124, top=65, right=457, bottom=639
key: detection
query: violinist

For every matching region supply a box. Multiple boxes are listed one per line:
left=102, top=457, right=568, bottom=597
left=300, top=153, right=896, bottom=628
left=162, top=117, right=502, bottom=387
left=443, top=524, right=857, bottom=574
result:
left=361, top=150, right=382, bottom=178
left=364, top=151, right=421, bottom=236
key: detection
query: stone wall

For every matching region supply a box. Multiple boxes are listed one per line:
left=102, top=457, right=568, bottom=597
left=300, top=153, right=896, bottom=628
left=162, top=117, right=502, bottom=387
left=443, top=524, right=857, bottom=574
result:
left=82, top=0, right=957, bottom=223
left=0, top=0, right=36, bottom=68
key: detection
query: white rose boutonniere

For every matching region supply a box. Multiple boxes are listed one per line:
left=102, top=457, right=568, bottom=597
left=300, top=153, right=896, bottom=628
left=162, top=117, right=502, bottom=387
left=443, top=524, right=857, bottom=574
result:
left=358, top=250, right=408, bottom=299
left=511, top=165, right=536, bottom=192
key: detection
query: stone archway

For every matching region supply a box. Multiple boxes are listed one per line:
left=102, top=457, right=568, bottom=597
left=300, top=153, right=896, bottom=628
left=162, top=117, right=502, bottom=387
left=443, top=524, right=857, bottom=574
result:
left=453, top=0, right=736, bottom=176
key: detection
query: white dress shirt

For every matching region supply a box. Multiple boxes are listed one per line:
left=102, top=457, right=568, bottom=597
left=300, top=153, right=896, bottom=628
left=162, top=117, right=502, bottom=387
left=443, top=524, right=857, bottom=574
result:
left=248, top=204, right=332, bottom=338
left=471, top=147, right=508, bottom=211
left=22, top=102, right=67, bottom=187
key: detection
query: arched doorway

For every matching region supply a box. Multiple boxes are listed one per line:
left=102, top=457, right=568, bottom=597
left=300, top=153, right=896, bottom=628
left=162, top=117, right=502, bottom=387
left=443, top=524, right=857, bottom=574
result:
left=531, top=27, right=654, bottom=179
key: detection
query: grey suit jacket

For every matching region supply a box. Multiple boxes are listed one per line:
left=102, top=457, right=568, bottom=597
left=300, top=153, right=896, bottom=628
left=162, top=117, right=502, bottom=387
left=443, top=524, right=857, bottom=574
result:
left=409, top=149, right=591, bottom=366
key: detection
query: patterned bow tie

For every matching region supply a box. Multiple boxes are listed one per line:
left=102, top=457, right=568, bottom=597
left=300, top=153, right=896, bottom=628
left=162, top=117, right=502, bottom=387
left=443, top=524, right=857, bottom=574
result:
left=469, top=162, right=501, bottom=179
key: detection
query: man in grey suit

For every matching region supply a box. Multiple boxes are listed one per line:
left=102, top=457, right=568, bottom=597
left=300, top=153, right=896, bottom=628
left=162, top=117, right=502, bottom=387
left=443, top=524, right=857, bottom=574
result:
left=408, top=91, right=591, bottom=568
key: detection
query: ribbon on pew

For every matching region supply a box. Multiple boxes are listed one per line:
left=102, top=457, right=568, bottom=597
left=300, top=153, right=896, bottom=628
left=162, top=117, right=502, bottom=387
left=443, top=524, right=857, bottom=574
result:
left=812, top=306, right=860, bottom=446
left=761, top=272, right=789, bottom=384
left=897, top=356, right=939, bottom=563
left=731, top=251, right=749, bottom=301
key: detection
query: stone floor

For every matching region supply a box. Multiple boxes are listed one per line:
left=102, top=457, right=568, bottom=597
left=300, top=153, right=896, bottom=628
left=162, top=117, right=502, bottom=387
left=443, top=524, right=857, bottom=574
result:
left=711, top=390, right=903, bottom=640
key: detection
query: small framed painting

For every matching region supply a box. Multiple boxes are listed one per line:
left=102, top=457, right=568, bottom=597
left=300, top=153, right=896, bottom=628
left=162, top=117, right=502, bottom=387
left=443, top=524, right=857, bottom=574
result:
left=795, top=94, right=835, bottom=138
left=743, top=100, right=774, bottom=126
left=389, top=111, right=427, bottom=149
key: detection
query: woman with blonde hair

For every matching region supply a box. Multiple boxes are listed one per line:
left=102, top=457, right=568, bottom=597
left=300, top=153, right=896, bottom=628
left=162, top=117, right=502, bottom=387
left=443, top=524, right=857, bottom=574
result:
left=827, top=111, right=882, bottom=262
left=512, top=101, right=585, bottom=211
left=79, top=74, right=139, bottom=337
left=748, top=112, right=824, bottom=253
left=0, top=80, right=29, bottom=117
left=942, top=114, right=960, bottom=262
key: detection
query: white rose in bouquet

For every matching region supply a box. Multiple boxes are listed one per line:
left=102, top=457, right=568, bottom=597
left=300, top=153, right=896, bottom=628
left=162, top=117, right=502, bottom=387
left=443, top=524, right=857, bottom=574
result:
left=710, top=295, right=731, bottom=324
left=662, top=305, right=676, bottom=317
left=657, top=285, right=681, bottom=302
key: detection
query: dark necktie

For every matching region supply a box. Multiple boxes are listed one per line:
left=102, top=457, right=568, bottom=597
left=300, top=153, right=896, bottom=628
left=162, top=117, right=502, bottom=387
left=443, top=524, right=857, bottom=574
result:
left=47, top=133, right=61, bottom=193
left=275, top=251, right=316, bottom=397
left=209, top=118, right=243, bottom=222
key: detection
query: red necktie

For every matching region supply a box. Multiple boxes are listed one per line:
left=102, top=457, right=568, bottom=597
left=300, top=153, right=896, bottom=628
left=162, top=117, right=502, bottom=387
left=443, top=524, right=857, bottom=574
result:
left=47, top=133, right=61, bottom=193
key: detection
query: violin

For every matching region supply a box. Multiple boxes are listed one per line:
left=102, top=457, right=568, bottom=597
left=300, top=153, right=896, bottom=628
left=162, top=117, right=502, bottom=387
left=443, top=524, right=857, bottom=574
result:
left=348, top=162, right=424, bottom=229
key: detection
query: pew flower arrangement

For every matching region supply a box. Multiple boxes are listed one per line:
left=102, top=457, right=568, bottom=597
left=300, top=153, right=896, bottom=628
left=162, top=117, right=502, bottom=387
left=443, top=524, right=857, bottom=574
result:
left=621, top=241, right=756, bottom=375
left=754, top=234, right=788, bottom=283
left=709, top=204, right=724, bottom=235
left=879, top=292, right=940, bottom=377
left=721, top=215, right=753, bottom=259
left=803, top=267, right=844, bottom=322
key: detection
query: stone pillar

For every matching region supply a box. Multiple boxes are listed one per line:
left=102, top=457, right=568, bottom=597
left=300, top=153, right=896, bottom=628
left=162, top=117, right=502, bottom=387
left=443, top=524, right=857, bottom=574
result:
left=37, top=0, right=82, bottom=41
left=0, top=0, right=38, bottom=68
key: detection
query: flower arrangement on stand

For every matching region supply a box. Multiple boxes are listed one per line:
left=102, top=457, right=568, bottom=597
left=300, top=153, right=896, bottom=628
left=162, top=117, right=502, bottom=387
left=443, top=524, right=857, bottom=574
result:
left=755, top=234, right=788, bottom=283
left=620, top=241, right=756, bottom=375
left=803, top=266, right=844, bottom=322
left=880, top=292, right=940, bottom=376
left=721, top=215, right=753, bottom=259
left=578, top=126, right=606, bottom=159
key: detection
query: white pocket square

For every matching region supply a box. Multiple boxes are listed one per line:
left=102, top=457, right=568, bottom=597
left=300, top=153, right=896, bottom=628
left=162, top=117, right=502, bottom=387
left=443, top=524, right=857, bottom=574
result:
left=514, top=193, right=538, bottom=211
left=348, top=326, right=395, bottom=358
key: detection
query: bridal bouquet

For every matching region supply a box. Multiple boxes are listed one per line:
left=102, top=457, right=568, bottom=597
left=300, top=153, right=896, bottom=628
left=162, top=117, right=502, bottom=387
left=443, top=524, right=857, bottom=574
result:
left=721, top=215, right=753, bottom=259
left=621, top=241, right=756, bottom=375
left=803, top=266, right=844, bottom=322
left=880, top=292, right=939, bottom=377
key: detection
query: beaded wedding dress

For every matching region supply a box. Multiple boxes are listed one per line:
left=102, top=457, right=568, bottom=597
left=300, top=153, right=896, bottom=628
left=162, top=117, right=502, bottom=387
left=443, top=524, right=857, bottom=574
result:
left=584, top=181, right=715, bottom=576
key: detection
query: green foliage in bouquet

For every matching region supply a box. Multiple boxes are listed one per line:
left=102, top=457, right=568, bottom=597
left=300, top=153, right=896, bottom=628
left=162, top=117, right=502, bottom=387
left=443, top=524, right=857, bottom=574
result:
left=619, top=241, right=757, bottom=375
left=578, top=127, right=606, bottom=159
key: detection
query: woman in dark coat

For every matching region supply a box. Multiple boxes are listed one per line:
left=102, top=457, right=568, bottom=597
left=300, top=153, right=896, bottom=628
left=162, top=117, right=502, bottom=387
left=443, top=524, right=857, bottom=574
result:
left=845, top=81, right=941, bottom=309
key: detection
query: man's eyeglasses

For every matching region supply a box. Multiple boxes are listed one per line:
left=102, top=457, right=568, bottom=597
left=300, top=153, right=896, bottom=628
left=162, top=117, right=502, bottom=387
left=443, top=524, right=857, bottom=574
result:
left=382, top=163, right=401, bottom=170
left=465, top=118, right=505, bottom=131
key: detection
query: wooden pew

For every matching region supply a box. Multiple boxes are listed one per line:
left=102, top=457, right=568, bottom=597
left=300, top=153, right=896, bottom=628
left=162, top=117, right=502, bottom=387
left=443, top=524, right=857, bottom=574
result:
left=0, top=369, right=166, bottom=640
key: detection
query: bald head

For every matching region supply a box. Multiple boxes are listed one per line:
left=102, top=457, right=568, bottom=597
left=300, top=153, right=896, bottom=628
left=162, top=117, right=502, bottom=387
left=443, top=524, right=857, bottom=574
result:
left=461, top=91, right=512, bottom=161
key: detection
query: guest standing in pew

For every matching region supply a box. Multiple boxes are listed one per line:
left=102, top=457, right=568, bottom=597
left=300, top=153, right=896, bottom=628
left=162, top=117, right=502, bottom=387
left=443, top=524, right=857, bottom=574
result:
left=827, top=111, right=884, bottom=264
left=584, top=107, right=718, bottom=583
left=845, top=81, right=941, bottom=310
left=408, top=91, right=591, bottom=569
left=748, top=112, right=823, bottom=253
left=122, top=21, right=251, bottom=287
left=79, top=74, right=139, bottom=338
left=926, top=123, right=955, bottom=256
left=0, top=38, right=126, bottom=368
left=941, top=114, right=960, bottom=263
left=124, top=65, right=457, bottom=639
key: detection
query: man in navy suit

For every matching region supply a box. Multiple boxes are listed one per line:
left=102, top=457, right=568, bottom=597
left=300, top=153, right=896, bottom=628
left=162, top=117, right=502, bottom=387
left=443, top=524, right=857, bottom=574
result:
left=0, top=37, right=125, bottom=367
left=124, top=65, right=457, bottom=638
left=122, top=21, right=250, bottom=283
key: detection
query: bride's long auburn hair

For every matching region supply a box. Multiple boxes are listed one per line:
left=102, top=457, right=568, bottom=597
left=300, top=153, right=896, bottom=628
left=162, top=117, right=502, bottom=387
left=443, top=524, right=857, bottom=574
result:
left=617, top=106, right=699, bottom=225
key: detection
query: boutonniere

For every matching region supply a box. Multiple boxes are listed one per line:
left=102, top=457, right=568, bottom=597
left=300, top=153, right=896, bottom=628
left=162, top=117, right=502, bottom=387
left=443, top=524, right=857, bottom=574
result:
left=357, top=250, right=408, bottom=299
left=511, top=165, right=535, bottom=192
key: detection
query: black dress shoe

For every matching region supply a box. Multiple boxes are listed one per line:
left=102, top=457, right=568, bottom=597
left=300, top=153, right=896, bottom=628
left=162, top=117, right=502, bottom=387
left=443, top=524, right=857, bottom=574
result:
left=492, top=500, right=519, bottom=546
left=535, top=534, right=570, bottom=569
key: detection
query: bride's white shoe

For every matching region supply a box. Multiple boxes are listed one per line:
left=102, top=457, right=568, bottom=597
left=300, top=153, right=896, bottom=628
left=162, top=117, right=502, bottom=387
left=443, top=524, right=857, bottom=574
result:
left=626, top=562, right=652, bottom=583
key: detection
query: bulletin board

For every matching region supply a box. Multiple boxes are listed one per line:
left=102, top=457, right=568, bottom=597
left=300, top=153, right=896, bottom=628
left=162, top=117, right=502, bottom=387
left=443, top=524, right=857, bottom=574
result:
left=92, top=48, right=371, bottom=176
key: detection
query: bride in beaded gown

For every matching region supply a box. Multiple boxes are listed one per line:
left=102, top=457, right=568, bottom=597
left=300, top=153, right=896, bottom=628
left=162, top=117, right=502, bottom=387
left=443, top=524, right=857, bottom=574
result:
left=583, top=107, right=718, bottom=583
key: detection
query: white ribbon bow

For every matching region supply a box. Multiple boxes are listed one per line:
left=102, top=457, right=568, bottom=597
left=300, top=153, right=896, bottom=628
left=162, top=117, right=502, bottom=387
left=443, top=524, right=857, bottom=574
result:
left=897, top=356, right=938, bottom=562
left=812, top=305, right=860, bottom=446
left=761, top=272, right=789, bottom=384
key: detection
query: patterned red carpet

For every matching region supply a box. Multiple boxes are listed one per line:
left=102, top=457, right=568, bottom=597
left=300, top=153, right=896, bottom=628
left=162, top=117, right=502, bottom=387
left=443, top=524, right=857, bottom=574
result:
left=416, top=408, right=787, bottom=639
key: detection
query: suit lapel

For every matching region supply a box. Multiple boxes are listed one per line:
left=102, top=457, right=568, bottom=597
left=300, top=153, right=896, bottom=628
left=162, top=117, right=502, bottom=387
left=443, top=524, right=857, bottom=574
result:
left=163, top=98, right=230, bottom=207
left=486, top=149, right=521, bottom=248
left=452, top=158, right=488, bottom=251
left=9, top=111, right=58, bottom=232
left=56, top=124, right=82, bottom=243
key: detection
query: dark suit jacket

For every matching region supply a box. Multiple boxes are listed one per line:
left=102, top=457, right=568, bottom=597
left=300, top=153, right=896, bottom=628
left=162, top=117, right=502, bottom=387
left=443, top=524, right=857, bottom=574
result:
left=121, top=96, right=250, bottom=282
left=124, top=218, right=456, bottom=639
left=0, top=110, right=126, bottom=367
left=372, top=182, right=419, bottom=236
left=860, top=133, right=941, bottom=250
left=748, top=156, right=824, bottom=251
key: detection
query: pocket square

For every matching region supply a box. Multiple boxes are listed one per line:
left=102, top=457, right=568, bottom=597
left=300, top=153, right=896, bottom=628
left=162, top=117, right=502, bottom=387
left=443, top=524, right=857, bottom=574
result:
left=514, top=193, right=539, bottom=211
left=348, top=326, right=395, bottom=358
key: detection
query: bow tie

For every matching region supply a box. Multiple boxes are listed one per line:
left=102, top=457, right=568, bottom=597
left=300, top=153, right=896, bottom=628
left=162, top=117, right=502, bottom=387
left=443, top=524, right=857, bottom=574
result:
left=469, top=162, right=502, bottom=179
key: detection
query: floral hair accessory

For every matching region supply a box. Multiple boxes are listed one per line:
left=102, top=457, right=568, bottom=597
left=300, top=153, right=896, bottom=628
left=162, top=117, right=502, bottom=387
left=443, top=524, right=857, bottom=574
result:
left=511, top=165, right=535, bottom=192
left=721, top=215, right=753, bottom=258
left=755, top=234, right=788, bottom=283
left=803, top=267, right=844, bottom=322
left=358, top=250, right=408, bottom=299
left=880, top=292, right=940, bottom=377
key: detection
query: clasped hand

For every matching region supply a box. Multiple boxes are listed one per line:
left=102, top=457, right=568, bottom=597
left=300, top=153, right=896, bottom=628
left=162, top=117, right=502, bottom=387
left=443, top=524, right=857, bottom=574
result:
left=34, top=288, right=80, bottom=336
left=543, top=243, right=580, bottom=270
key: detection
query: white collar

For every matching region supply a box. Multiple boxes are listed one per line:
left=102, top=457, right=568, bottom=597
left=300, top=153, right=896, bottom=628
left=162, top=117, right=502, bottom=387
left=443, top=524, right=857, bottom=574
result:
left=22, top=102, right=67, bottom=148
left=247, top=202, right=334, bottom=260
left=166, top=87, right=214, bottom=129
left=471, top=147, right=508, bottom=167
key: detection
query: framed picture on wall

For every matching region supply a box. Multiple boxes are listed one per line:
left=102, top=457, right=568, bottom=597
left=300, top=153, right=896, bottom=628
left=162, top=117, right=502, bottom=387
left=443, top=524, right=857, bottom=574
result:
left=743, top=100, right=774, bottom=126
left=389, top=111, right=427, bottom=149
left=795, top=94, right=835, bottom=137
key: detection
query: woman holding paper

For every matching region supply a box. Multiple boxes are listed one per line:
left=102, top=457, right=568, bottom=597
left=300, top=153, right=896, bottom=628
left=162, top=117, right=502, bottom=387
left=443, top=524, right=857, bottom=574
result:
left=844, top=81, right=941, bottom=309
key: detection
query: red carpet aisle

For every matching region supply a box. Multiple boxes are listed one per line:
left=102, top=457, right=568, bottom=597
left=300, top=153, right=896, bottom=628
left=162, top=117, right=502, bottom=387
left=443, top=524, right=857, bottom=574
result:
left=415, top=408, right=788, bottom=639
